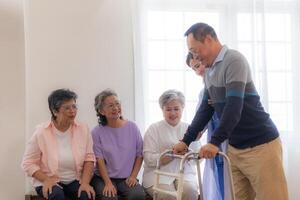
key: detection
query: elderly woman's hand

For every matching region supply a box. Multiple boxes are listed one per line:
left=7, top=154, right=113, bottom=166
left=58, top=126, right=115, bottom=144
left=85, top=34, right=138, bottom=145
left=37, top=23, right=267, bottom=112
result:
left=78, top=183, right=95, bottom=200
left=42, top=176, right=61, bottom=199
left=125, top=176, right=137, bottom=187
left=103, top=182, right=117, bottom=197
left=173, top=141, right=188, bottom=155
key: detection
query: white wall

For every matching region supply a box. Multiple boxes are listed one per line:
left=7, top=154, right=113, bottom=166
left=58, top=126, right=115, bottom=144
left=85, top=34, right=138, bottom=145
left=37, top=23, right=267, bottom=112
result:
left=24, top=0, right=135, bottom=129
left=0, top=0, right=25, bottom=199
left=23, top=0, right=135, bottom=196
left=0, top=0, right=136, bottom=197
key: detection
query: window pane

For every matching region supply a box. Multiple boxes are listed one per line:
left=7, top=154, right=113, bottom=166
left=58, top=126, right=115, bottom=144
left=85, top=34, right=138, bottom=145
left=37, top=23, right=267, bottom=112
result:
left=266, top=43, right=291, bottom=71
left=237, top=13, right=252, bottom=41
left=185, top=70, right=204, bottom=101
left=238, top=42, right=253, bottom=67
left=165, top=71, right=185, bottom=91
left=269, top=102, right=293, bottom=132
left=165, top=11, right=184, bottom=39
left=147, top=41, right=165, bottom=69
left=148, top=11, right=184, bottom=40
left=267, top=72, right=292, bottom=101
left=148, top=71, right=185, bottom=101
left=148, top=11, right=165, bottom=39
left=148, top=71, right=166, bottom=100
left=265, top=14, right=291, bottom=42
left=165, top=41, right=184, bottom=69
left=184, top=101, right=198, bottom=123
left=147, top=102, right=163, bottom=127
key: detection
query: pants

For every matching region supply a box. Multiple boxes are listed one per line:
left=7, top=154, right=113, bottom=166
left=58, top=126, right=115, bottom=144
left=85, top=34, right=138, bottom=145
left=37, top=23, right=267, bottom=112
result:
left=145, top=180, right=198, bottom=200
left=228, top=137, right=288, bottom=200
left=36, top=180, right=91, bottom=200
left=91, top=175, right=145, bottom=200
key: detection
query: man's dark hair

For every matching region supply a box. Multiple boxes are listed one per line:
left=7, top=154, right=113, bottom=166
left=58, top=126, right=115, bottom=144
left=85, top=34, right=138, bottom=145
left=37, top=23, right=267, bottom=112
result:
left=184, top=23, right=217, bottom=42
left=48, top=89, right=77, bottom=120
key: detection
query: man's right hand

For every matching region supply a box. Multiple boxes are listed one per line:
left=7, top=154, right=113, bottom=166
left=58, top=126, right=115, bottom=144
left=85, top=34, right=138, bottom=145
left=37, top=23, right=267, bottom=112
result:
left=173, top=141, right=188, bottom=155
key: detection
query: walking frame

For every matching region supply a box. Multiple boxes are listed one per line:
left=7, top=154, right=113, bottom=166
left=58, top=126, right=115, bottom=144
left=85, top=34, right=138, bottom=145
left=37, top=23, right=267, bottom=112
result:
left=153, top=150, right=235, bottom=200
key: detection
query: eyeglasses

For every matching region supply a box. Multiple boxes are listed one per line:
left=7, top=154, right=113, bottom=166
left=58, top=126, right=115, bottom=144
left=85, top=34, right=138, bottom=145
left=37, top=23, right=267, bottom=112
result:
left=103, top=102, right=121, bottom=109
left=61, top=104, right=78, bottom=111
left=191, top=63, right=201, bottom=71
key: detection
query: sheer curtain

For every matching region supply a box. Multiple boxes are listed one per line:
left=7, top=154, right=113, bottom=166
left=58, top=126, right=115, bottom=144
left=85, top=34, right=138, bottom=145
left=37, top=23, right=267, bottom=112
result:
left=132, top=0, right=300, bottom=198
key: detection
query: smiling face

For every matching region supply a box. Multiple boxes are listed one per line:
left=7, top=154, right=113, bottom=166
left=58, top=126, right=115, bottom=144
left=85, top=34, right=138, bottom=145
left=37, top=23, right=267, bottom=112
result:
left=189, top=57, right=206, bottom=77
left=187, top=33, right=213, bottom=67
left=99, top=95, right=122, bottom=120
left=55, top=99, right=77, bottom=125
left=162, top=99, right=183, bottom=127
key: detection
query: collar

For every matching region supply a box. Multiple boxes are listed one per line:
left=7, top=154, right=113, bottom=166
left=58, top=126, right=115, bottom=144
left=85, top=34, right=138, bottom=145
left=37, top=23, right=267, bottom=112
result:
left=211, top=45, right=228, bottom=67
left=43, top=120, right=79, bottom=129
left=163, top=119, right=181, bottom=129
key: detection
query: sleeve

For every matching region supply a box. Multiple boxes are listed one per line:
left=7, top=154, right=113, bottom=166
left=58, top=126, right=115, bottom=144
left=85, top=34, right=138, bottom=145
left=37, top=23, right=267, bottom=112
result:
left=84, top=125, right=96, bottom=162
left=92, top=128, right=104, bottom=160
left=143, top=125, right=160, bottom=167
left=21, top=130, right=42, bottom=177
left=182, top=89, right=214, bottom=146
left=133, top=123, right=143, bottom=157
left=196, top=89, right=204, bottom=111
left=210, top=58, right=248, bottom=146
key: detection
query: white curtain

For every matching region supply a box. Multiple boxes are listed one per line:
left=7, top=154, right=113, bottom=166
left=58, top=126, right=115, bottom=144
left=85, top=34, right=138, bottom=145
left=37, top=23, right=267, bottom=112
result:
left=132, top=0, right=300, bottom=198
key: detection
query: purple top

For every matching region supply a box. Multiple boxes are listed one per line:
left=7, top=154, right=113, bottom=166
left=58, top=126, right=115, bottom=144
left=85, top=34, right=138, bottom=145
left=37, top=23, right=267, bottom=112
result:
left=92, top=121, right=143, bottom=178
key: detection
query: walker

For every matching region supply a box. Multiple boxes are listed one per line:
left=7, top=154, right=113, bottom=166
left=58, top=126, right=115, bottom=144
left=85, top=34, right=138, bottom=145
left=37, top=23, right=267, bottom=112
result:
left=153, top=150, right=235, bottom=200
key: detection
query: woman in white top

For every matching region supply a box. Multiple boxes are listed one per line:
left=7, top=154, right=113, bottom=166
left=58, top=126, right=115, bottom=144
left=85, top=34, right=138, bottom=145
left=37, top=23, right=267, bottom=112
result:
left=142, top=89, right=199, bottom=200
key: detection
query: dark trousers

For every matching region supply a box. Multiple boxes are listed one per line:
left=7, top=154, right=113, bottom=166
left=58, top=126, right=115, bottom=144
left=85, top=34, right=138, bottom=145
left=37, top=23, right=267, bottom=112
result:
left=91, top=175, right=145, bottom=200
left=36, top=180, right=91, bottom=200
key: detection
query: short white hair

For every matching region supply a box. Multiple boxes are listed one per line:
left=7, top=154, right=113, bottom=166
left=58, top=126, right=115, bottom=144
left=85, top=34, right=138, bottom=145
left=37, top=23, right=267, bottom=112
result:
left=159, top=89, right=185, bottom=109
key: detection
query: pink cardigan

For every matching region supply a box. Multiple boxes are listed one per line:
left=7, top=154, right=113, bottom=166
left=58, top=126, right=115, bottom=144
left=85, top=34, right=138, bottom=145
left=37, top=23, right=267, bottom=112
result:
left=21, top=121, right=95, bottom=187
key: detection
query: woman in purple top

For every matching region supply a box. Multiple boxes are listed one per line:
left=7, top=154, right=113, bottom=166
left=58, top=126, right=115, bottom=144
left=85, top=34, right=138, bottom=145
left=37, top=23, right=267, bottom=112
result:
left=90, top=89, right=145, bottom=200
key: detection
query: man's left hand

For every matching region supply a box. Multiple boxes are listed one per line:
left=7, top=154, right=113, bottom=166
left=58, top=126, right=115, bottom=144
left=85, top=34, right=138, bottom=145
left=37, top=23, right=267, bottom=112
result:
left=199, top=143, right=219, bottom=159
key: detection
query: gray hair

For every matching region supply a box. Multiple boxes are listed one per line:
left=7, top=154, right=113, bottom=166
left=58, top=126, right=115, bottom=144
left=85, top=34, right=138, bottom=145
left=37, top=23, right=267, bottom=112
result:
left=94, top=89, right=119, bottom=126
left=159, top=89, right=185, bottom=109
left=48, top=88, right=77, bottom=120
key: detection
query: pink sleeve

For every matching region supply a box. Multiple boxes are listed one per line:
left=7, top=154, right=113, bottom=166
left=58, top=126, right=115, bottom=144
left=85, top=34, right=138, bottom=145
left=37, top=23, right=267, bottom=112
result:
left=84, top=126, right=96, bottom=162
left=21, top=131, right=41, bottom=177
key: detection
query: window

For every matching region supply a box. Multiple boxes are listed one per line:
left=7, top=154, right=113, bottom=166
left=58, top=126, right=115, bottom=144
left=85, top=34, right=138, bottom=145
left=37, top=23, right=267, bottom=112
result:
left=145, top=11, right=220, bottom=127
left=134, top=0, right=298, bottom=137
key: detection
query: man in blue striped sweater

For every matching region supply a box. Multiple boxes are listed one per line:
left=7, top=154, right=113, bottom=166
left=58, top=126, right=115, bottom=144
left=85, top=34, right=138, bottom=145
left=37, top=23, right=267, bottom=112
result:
left=173, top=23, right=288, bottom=200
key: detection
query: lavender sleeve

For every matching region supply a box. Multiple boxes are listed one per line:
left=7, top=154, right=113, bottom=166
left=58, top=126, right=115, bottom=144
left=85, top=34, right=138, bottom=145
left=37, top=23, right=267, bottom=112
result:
left=132, top=122, right=143, bottom=157
left=92, top=127, right=104, bottom=159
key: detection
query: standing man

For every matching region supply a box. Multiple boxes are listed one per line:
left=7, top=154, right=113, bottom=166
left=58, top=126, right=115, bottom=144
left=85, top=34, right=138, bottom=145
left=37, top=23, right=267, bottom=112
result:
left=173, top=23, right=288, bottom=200
left=186, top=53, right=226, bottom=200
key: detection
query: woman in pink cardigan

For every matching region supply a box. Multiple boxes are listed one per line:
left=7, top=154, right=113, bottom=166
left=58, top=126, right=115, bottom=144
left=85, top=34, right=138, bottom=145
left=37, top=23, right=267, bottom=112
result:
left=22, top=89, right=96, bottom=200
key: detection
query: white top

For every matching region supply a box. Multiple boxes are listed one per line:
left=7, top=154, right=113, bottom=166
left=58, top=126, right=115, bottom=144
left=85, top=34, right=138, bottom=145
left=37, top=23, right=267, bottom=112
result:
left=142, top=120, right=200, bottom=188
left=55, top=128, right=77, bottom=184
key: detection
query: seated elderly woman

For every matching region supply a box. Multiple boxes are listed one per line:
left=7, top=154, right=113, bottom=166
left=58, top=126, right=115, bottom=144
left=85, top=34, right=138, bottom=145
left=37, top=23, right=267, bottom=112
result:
left=91, top=89, right=145, bottom=200
left=21, top=89, right=96, bottom=200
left=142, top=89, right=199, bottom=200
